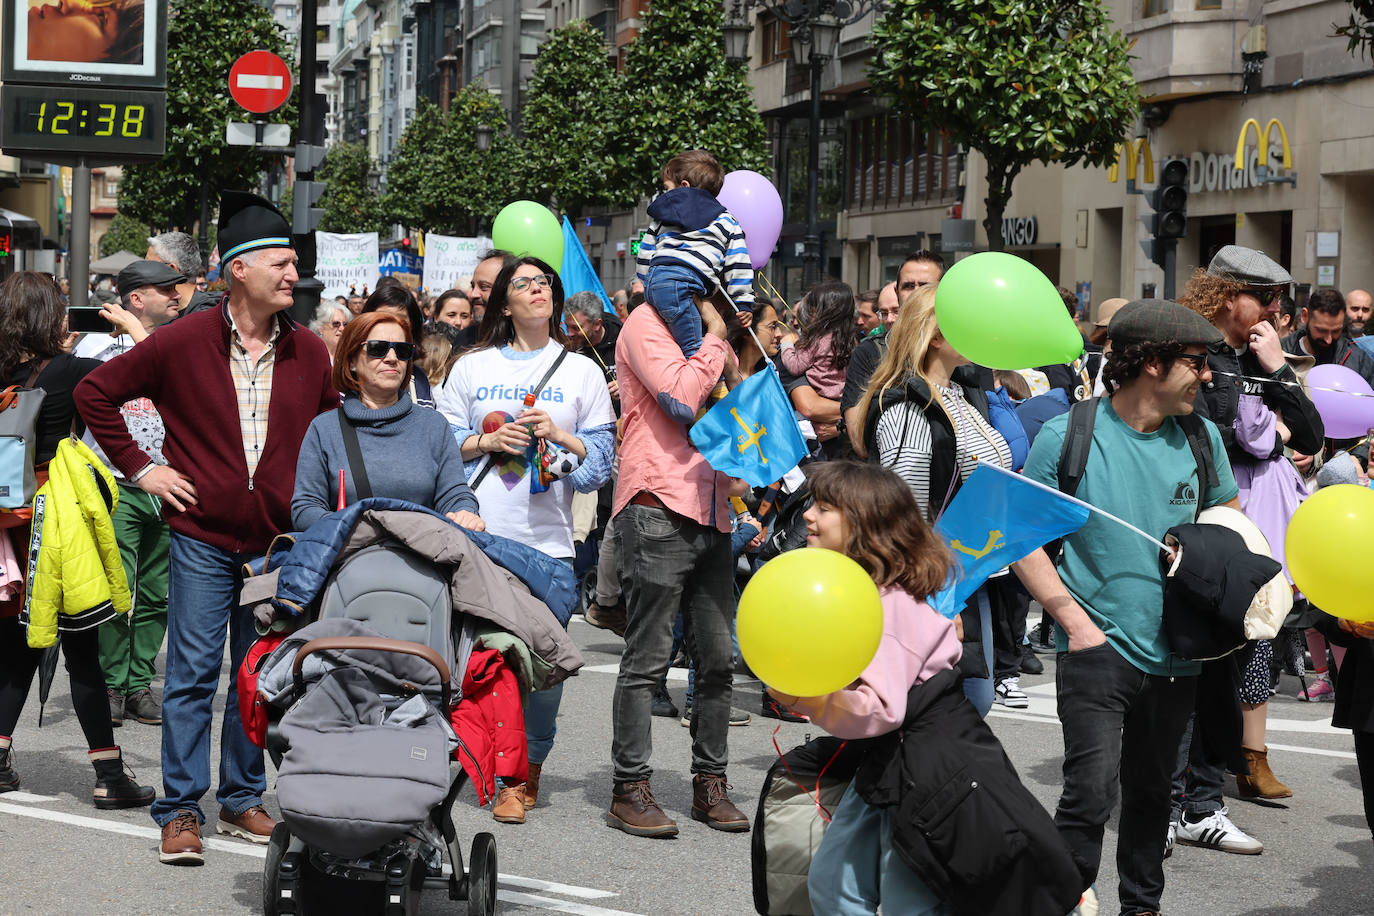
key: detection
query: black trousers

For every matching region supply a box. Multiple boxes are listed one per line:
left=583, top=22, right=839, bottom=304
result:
left=1356, top=730, right=1374, bottom=842
left=0, top=616, right=114, bottom=750
left=990, top=575, right=1031, bottom=682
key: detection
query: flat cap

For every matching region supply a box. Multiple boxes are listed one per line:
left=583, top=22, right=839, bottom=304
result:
left=1108, top=298, right=1224, bottom=347
left=1207, top=245, right=1292, bottom=287
left=1094, top=297, right=1129, bottom=328
left=116, top=259, right=187, bottom=297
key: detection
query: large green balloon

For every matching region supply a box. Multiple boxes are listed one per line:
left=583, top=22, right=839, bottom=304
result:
left=491, top=201, right=564, bottom=269
left=933, top=251, right=1084, bottom=370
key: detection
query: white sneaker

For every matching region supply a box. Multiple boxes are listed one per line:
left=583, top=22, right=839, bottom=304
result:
left=994, top=677, right=1029, bottom=708
left=1070, top=885, right=1099, bottom=916
left=1165, top=821, right=1175, bottom=859
left=1175, top=807, right=1263, bottom=855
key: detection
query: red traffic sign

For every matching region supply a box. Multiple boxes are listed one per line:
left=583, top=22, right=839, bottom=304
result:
left=229, top=51, right=292, bottom=114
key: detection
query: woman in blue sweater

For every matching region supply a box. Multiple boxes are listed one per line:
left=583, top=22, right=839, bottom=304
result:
left=292, top=311, right=484, bottom=531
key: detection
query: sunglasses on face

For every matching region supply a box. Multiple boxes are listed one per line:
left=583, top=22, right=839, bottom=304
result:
left=363, top=339, right=416, bottom=360
left=1175, top=352, right=1209, bottom=374
left=1241, top=288, right=1280, bottom=307
left=510, top=273, right=555, bottom=292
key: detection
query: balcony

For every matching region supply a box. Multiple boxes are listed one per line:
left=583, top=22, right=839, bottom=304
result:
left=1124, top=3, right=1249, bottom=101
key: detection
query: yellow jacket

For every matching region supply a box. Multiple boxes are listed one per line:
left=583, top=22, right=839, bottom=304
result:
left=20, top=438, right=130, bottom=648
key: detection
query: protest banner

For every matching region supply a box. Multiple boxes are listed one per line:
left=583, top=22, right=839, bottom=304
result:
left=316, top=231, right=380, bottom=296
left=422, top=233, right=491, bottom=293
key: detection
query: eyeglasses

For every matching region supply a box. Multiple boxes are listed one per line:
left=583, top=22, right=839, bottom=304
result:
left=510, top=274, right=555, bottom=292
left=328, top=320, right=346, bottom=329
left=762, top=321, right=786, bottom=332
left=363, top=339, right=416, bottom=361
left=1241, top=288, right=1280, bottom=307
left=1175, top=352, right=1209, bottom=375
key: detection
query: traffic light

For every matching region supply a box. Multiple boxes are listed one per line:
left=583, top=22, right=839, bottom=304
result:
left=292, top=142, right=328, bottom=235
left=1140, top=158, right=1189, bottom=271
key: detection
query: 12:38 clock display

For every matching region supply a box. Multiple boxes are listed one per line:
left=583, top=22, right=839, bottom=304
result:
left=0, top=85, right=165, bottom=159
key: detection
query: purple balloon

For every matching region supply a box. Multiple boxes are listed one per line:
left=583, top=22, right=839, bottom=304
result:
left=1307, top=363, right=1374, bottom=438
left=718, top=170, right=783, bottom=270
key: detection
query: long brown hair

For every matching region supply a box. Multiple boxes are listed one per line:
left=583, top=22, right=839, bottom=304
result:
left=0, top=272, right=67, bottom=376
left=332, top=311, right=414, bottom=395
left=469, top=256, right=569, bottom=353
left=807, top=461, right=951, bottom=600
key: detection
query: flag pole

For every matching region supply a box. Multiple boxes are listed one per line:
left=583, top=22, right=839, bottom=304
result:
left=980, top=462, right=1171, bottom=552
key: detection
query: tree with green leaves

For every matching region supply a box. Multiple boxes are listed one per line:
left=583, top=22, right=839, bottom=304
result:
left=99, top=212, right=152, bottom=257
left=870, top=0, right=1139, bottom=250
left=318, top=142, right=390, bottom=235
left=619, top=0, right=769, bottom=201
left=384, top=89, right=525, bottom=235
left=523, top=20, right=638, bottom=217
left=117, top=0, right=295, bottom=230
left=1334, top=0, right=1374, bottom=57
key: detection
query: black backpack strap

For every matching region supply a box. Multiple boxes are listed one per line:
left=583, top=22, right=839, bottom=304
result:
left=1057, top=397, right=1100, bottom=499
left=1177, top=413, right=1219, bottom=518
left=469, top=347, right=571, bottom=490
left=336, top=409, right=373, bottom=500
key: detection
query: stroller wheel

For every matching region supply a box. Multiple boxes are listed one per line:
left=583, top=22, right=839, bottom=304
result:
left=467, top=832, right=497, bottom=916
left=262, top=823, right=298, bottom=916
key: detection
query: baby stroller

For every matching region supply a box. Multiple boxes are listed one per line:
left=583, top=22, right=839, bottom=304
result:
left=257, top=539, right=497, bottom=916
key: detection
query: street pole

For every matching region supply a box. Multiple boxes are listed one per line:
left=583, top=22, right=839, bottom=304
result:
left=70, top=158, right=90, bottom=308
left=803, top=57, right=822, bottom=293
left=292, top=0, right=324, bottom=323
left=1163, top=239, right=1177, bottom=300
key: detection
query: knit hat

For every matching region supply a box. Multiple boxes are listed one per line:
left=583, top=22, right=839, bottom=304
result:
left=217, top=191, right=292, bottom=264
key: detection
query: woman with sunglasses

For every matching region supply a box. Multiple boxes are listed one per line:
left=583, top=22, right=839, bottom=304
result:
left=436, top=256, right=616, bottom=827
left=291, top=311, right=483, bottom=532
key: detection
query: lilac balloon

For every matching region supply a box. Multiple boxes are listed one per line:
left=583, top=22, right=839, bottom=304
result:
left=1307, top=363, right=1374, bottom=438
left=718, top=170, right=783, bottom=270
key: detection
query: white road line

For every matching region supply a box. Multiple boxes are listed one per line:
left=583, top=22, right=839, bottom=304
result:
left=499, top=890, right=644, bottom=916
left=1267, top=741, right=1357, bottom=760
left=2, top=791, right=60, bottom=803
left=0, top=801, right=628, bottom=906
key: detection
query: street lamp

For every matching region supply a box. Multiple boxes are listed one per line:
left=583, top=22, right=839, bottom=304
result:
left=724, top=0, right=878, bottom=291
left=475, top=123, right=493, bottom=153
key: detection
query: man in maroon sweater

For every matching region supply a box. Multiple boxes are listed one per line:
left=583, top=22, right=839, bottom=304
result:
left=76, top=192, right=338, bottom=865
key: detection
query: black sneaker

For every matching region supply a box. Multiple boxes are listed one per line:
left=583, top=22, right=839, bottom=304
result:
left=650, top=686, right=679, bottom=719
left=1019, top=644, right=1045, bottom=676
left=107, top=687, right=125, bottom=727
left=0, top=746, right=19, bottom=793
left=761, top=696, right=809, bottom=723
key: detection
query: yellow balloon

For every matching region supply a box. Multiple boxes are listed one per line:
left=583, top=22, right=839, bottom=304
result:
left=1285, top=484, right=1374, bottom=624
left=737, top=548, right=885, bottom=697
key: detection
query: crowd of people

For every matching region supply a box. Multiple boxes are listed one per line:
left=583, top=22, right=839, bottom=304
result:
left=0, top=148, right=1371, bottom=916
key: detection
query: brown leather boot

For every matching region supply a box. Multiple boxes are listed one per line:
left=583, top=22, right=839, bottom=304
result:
left=523, top=762, right=541, bottom=810
left=1236, top=745, right=1292, bottom=799
left=606, top=780, right=678, bottom=837
left=492, top=783, right=527, bottom=824
left=691, top=773, right=750, bottom=832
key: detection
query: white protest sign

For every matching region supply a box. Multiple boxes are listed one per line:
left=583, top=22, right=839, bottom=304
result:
left=422, top=233, right=491, bottom=293
left=315, top=231, right=380, bottom=294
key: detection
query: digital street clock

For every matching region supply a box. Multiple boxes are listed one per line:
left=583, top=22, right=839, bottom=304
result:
left=1, top=84, right=165, bottom=159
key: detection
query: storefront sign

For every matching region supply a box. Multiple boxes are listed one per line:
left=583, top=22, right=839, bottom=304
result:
left=1001, top=216, right=1038, bottom=246
left=1174, top=144, right=1287, bottom=195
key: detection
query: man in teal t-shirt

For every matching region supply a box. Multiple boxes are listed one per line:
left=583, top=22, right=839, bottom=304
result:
left=1012, top=299, right=1239, bottom=916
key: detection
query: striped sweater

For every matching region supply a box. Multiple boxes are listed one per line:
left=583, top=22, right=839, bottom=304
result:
left=635, top=186, right=755, bottom=311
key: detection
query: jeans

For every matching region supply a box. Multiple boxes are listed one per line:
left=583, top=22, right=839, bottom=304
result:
left=612, top=504, right=733, bottom=782
left=808, top=782, right=950, bottom=915
left=1170, top=713, right=1225, bottom=821
left=149, top=532, right=265, bottom=827
left=644, top=261, right=707, bottom=358
left=99, top=484, right=170, bottom=693
left=960, top=588, right=995, bottom=718
left=525, top=556, right=574, bottom=766
left=1054, top=640, right=1196, bottom=913
left=595, top=515, right=620, bottom=605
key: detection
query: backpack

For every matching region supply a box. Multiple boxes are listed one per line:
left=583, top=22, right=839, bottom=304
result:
left=0, top=361, right=50, bottom=515
left=1057, top=396, right=1217, bottom=501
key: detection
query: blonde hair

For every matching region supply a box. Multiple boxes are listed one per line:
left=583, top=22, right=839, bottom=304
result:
left=853, top=285, right=943, bottom=458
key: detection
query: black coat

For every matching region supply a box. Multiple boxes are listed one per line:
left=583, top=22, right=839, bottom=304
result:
left=852, top=669, right=1082, bottom=916
left=1194, top=342, right=1325, bottom=465
left=1315, top=613, right=1374, bottom=734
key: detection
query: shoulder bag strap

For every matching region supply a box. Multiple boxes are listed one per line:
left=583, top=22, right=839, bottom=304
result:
left=336, top=409, right=373, bottom=500
left=469, top=347, right=571, bottom=490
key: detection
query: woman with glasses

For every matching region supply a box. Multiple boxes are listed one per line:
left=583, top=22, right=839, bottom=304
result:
left=436, top=256, right=616, bottom=827
left=291, top=311, right=483, bottom=532
left=727, top=300, right=784, bottom=378
left=362, top=280, right=438, bottom=409
left=309, top=300, right=350, bottom=363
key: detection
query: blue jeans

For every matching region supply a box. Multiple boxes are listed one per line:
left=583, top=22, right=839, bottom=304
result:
left=644, top=261, right=707, bottom=357
left=809, top=782, right=950, bottom=915
left=1054, top=641, right=1196, bottom=913
left=612, top=504, right=734, bottom=782
left=525, top=556, right=574, bottom=766
left=960, top=588, right=995, bottom=718
left=150, top=532, right=266, bottom=826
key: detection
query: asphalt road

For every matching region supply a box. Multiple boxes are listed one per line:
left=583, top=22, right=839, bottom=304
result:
left=0, top=614, right=1369, bottom=916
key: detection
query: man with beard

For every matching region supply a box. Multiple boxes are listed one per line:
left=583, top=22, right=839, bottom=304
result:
left=1347, top=288, right=1373, bottom=336
left=1283, top=287, right=1374, bottom=387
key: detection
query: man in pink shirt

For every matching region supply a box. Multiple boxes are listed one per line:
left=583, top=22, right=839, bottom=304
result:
left=607, top=295, right=749, bottom=838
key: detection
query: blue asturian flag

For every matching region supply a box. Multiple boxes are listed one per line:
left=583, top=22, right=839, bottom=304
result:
left=559, top=216, right=614, bottom=314
left=689, top=364, right=808, bottom=488
left=931, top=463, right=1091, bottom=614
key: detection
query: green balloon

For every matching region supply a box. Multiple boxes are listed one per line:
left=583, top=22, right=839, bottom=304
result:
left=933, top=252, right=1084, bottom=370
left=491, top=200, right=564, bottom=270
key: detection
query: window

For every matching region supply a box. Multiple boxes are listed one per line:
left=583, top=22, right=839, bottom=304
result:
left=520, top=20, right=544, bottom=57
left=316, top=25, right=331, bottom=42
left=471, top=28, right=502, bottom=74
left=848, top=115, right=959, bottom=211
left=760, top=14, right=790, bottom=64
left=1195, top=0, right=1221, bottom=8
left=1142, top=0, right=1166, bottom=16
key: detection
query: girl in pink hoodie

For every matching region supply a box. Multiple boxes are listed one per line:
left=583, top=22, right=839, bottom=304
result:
left=770, top=461, right=961, bottom=915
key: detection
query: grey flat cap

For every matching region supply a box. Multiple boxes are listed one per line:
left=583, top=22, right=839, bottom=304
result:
left=116, top=259, right=188, bottom=297
left=1207, top=245, right=1292, bottom=287
left=1108, top=298, right=1224, bottom=347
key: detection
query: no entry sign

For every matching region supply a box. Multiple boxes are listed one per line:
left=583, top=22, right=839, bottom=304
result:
left=229, top=51, right=292, bottom=114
